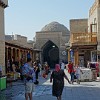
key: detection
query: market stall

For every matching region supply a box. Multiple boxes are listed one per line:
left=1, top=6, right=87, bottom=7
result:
left=89, top=62, right=99, bottom=80
left=80, top=68, right=92, bottom=81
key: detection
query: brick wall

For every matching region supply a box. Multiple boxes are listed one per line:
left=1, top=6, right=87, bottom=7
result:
left=70, top=19, right=88, bottom=33
left=0, top=7, right=5, bottom=74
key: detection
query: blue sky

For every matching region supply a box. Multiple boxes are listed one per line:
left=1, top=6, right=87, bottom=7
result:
left=5, top=0, right=94, bottom=40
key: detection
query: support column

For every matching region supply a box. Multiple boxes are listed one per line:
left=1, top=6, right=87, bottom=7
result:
left=0, top=1, right=8, bottom=75
left=11, top=47, right=15, bottom=64
left=6, top=47, right=8, bottom=62
left=75, top=49, right=79, bottom=65
left=14, top=48, right=16, bottom=61
left=0, top=12, right=5, bottom=75
left=68, top=50, right=70, bottom=62
left=5, top=47, right=8, bottom=72
left=32, top=50, right=35, bottom=62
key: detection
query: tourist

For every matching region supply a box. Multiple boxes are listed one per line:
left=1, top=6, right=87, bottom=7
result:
left=22, top=58, right=35, bottom=100
left=60, top=60, right=65, bottom=70
left=75, top=64, right=83, bottom=84
left=68, top=61, right=75, bottom=84
left=33, top=61, right=40, bottom=84
left=50, top=64, right=70, bottom=100
left=42, top=62, right=50, bottom=79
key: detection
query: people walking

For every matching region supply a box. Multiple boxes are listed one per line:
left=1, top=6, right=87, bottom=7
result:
left=33, top=61, right=40, bottom=85
left=42, top=62, right=50, bottom=79
left=38, top=61, right=42, bottom=76
left=75, top=64, right=83, bottom=84
left=22, top=58, right=35, bottom=100
left=60, top=60, right=65, bottom=70
left=20, top=63, right=24, bottom=81
left=68, top=61, right=75, bottom=84
left=50, top=64, right=70, bottom=100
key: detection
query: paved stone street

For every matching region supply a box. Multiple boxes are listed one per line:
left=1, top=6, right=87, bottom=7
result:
left=1, top=70, right=100, bottom=100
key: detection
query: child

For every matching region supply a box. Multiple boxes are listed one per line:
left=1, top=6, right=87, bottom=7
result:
left=42, top=64, right=49, bottom=79
left=75, top=64, right=83, bottom=84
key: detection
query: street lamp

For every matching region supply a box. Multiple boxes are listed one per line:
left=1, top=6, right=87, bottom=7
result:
left=52, top=45, right=55, bottom=48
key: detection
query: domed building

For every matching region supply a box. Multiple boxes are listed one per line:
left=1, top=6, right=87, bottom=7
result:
left=34, top=21, right=70, bottom=68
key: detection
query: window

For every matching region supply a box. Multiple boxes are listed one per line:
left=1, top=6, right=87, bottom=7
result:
left=90, top=24, right=97, bottom=33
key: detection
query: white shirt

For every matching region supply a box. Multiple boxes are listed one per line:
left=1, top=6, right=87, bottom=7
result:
left=75, top=67, right=81, bottom=75
left=61, top=63, right=65, bottom=70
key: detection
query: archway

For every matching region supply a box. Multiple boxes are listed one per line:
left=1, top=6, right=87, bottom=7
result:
left=42, top=40, right=59, bottom=68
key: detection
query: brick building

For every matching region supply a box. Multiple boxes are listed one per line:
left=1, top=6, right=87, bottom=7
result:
left=34, top=22, right=70, bottom=68
left=68, top=0, right=100, bottom=67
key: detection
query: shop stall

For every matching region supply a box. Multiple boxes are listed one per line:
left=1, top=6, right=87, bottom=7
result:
left=89, top=62, right=99, bottom=80
left=80, top=68, right=92, bottom=81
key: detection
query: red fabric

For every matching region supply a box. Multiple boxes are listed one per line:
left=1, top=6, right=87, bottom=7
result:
left=55, top=64, right=60, bottom=72
left=45, top=66, right=49, bottom=70
left=68, top=63, right=74, bottom=73
left=96, top=63, right=99, bottom=74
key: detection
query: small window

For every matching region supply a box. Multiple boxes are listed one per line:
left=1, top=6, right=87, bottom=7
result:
left=90, top=24, right=97, bottom=33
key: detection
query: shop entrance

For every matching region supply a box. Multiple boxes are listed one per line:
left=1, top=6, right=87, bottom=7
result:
left=42, top=40, right=59, bottom=68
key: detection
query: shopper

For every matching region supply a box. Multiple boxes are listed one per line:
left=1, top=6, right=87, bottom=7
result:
left=50, top=64, right=70, bottom=100
left=75, top=64, right=83, bottom=84
left=68, top=61, right=75, bottom=84
left=60, top=61, right=65, bottom=70
left=33, top=61, right=39, bottom=85
left=22, top=58, right=35, bottom=100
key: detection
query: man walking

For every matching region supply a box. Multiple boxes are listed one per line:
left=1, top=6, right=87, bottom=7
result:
left=22, top=58, right=35, bottom=100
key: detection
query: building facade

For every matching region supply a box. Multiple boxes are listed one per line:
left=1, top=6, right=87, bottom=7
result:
left=70, top=19, right=88, bottom=33
left=0, top=0, right=8, bottom=74
left=69, top=0, right=100, bottom=67
left=69, top=19, right=97, bottom=67
left=88, top=0, right=100, bottom=62
left=88, top=0, right=100, bottom=49
left=34, top=22, right=70, bottom=68
left=5, top=34, right=40, bottom=73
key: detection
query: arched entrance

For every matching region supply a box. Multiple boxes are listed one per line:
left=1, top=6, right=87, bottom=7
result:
left=42, top=40, right=59, bottom=68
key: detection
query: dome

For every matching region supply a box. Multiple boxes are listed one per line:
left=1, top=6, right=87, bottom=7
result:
left=41, top=21, right=70, bottom=35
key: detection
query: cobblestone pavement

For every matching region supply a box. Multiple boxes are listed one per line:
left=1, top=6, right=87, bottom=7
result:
left=1, top=70, right=100, bottom=100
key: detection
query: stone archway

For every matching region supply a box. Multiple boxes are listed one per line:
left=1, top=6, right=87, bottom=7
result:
left=42, top=40, right=59, bottom=68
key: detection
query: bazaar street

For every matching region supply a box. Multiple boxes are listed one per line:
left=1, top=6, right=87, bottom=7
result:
left=0, top=0, right=100, bottom=100
left=0, top=70, right=100, bottom=100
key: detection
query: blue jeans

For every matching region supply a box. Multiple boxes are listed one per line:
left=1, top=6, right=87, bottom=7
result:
left=70, top=72, right=74, bottom=81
